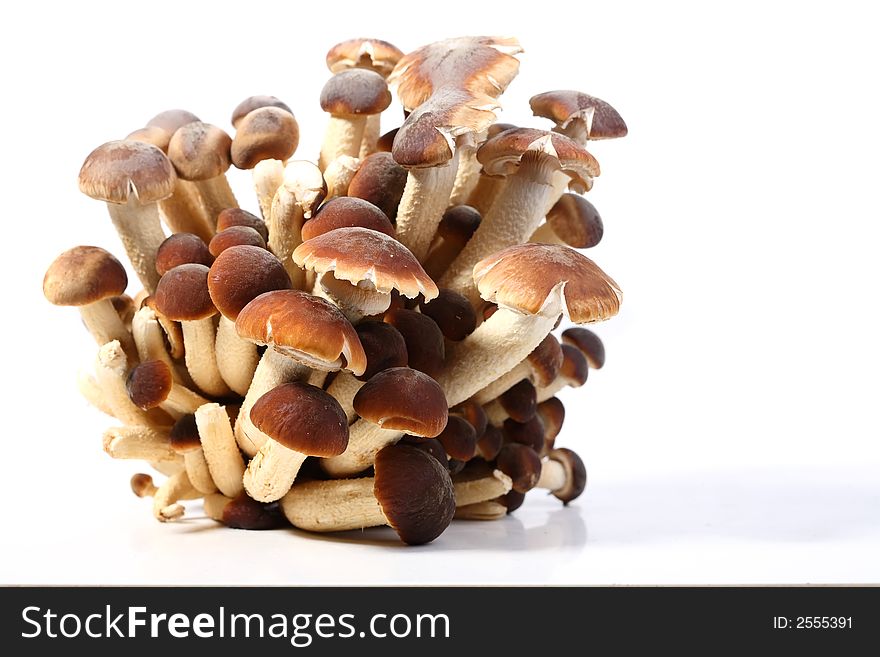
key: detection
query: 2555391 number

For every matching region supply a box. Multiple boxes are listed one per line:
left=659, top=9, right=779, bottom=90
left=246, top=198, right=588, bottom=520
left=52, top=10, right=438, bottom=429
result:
left=773, top=616, right=852, bottom=629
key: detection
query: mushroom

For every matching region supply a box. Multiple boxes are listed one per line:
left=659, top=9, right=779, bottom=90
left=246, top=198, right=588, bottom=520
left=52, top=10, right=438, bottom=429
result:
left=452, top=464, right=513, bottom=506
left=293, top=227, right=438, bottom=324
left=282, top=443, right=455, bottom=545
left=502, top=415, right=546, bottom=453
left=387, top=37, right=523, bottom=261
left=464, top=122, right=517, bottom=214
left=102, top=425, right=178, bottom=463
left=243, top=382, right=349, bottom=502
left=78, top=140, right=177, bottom=293
left=318, top=69, right=391, bottom=171
left=321, top=367, right=448, bottom=477
left=216, top=207, right=269, bottom=242
left=536, top=396, right=565, bottom=455
left=193, top=402, right=246, bottom=498
left=437, top=243, right=621, bottom=408
left=496, top=443, right=543, bottom=493
left=439, top=129, right=600, bottom=306
left=451, top=399, right=489, bottom=441
left=141, top=295, right=185, bottom=359
left=472, top=333, right=563, bottom=405
left=535, top=343, right=589, bottom=402
left=423, top=205, right=482, bottom=279
left=169, top=413, right=217, bottom=495
left=130, top=305, right=187, bottom=386
left=155, top=233, right=214, bottom=275
left=562, top=326, right=606, bottom=369
left=208, top=225, right=267, bottom=256
left=435, top=414, right=477, bottom=462
left=77, top=369, right=116, bottom=417
left=475, top=424, right=504, bottom=461
left=530, top=193, right=603, bottom=248
left=267, top=160, right=327, bottom=288
left=419, top=288, right=477, bottom=342
left=231, top=106, right=300, bottom=220
left=152, top=470, right=197, bottom=522
left=231, top=96, right=292, bottom=129
left=322, top=155, right=361, bottom=200
left=382, top=308, right=445, bottom=379
left=207, top=245, right=292, bottom=396
left=130, top=473, right=201, bottom=501
left=535, top=448, right=587, bottom=504
left=484, top=379, right=538, bottom=425
left=202, top=492, right=288, bottom=529
left=233, top=289, right=366, bottom=456
left=43, top=246, right=137, bottom=363
left=302, top=197, right=395, bottom=241
left=126, top=359, right=209, bottom=421
left=154, top=264, right=229, bottom=397
left=95, top=340, right=167, bottom=427
left=347, top=151, right=407, bottom=220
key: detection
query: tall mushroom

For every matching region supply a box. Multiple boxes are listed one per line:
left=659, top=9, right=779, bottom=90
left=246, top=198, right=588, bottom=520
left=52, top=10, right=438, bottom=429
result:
left=78, top=140, right=176, bottom=293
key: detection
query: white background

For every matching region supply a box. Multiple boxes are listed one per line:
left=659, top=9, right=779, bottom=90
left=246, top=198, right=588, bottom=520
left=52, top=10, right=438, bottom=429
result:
left=1, top=0, right=878, bottom=584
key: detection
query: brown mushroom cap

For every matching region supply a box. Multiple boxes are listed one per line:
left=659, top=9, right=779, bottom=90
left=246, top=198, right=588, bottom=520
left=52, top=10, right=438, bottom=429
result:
left=562, top=327, right=606, bottom=369
left=373, top=443, right=455, bottom=545
left=207, top=245, right=291, bottom=320
left=216, top=208, right=269, bottom=241
left=500, top=489, right=526, bottom=513
left=354, top=321, right=408, bottom=381
left=382, top=308, right=445, bottom=379
left=231, top=107, right=300, bottom=170
left=451, top=399, right=488, bottom=439
left=558, top=344, right=589, bottom=387
left=496, top=443, right=542, bottom=493
left=154, top=263, right=217, bottom=321
left=437, top=205, right=481, bottom=244
left=420, top=288, right=477, bottom=341
left=326, top=38, right=404, bottom=77
left=130, top=473, right=156, bottom=498
left=126, top=125, right=173, bottom=153
left=209, top=226, right=267, bottom=256
left=235, top=289, right=366, bottom=375
left=43, top=246, right=128, bottom=306
left=302, top=197, right=394, bottom=241
left=376, top=128, right=398, bottom=153
left=231, top=96, right=292, bottom=130
left=219, top=492, right=290, bottom=530
left=477, top=127, right=599, bottom=192
left=498, top=379, right=537, bottom=423
left=475, top=424, right=503, bottom=461
left=527, top=334, right=564, bottom=387
left=146, top=109, right=200, bottom=134
left=347, top=152, right=407, bottom=221
left=473, top=243, right=622, bottom=323
left=529, top=90, right=628, bottom=140
left=400, top=436, right=449, bottom=468
left=503, top=416, right=545, bottom=453
left=126, top=360, right=173, bottom=410
left=169, top=413, right=201, bottom=453
left=250, top=382, right=348, bottom=456
left=547, top=447, right=587, bottom=504
left=353, top=367, right=448, bottom=437
left=546, top=194, right=604, bottom=249
left=320, top=69, right=392, bottom=117
left=155, top=233, right=213, bottom=276
left=167, top=122, right=233, bottom=181
left=293, top=227, right=438, bottom=300
left=536, top=397, right=565, bottom=451
left=435, top=415, right=477, bottom=461
left=78, top=140, right=176, bottom=204
left=111, top=294, right=136, bottom=325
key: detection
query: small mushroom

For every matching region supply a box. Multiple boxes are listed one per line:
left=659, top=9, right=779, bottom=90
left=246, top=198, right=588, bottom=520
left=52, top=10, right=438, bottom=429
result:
left=535, top=344, right=589, bottom=402
left=216, top=207, right=269, bottom=242
left=382, top=308, right=445, bottom=379
left=423, top=205, right=482, bottom=279
left=484, top=379, right=538, bottom=425
left=435, top=415, right=477, bottom=462
left=562, top=326, right=606, bottom=369
left=502, top=415, right=546, bottom=453
left=535, top=448, right=587, bottom=504
left=419, top=288, right=477, bottom=342
left=302, top=197, right=395, bottom=241
left=347, top=151, right=407, bottom=220
left=530, top=193, right=603, bottom=248
left=169, top=413, right=217, bottom=495
left=536, top=397, right=566, bottom=455
left=126, top=359, right=209, bottom=419
left=95, top=340, right=165, bottom=427
left=208, top=226, right=267, bottom=256
left=496, top=443, right=543, bottom=494
left=475, top=424, right=504, bottom=461
left=530, top=90, right=628, bottom=145
left=130, top=305, right=187, bottom=386
left=231, top=96, right=292, bottom=129
left=155, top=233, right=214, bottom=276
left=203, top=492, right=288, bottom=529
left=473, top=333, right=563, bottom=405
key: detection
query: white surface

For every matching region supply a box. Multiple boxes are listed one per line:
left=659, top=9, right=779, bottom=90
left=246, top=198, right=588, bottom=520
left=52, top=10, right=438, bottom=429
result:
left=1, top=1, right=879, bottom=585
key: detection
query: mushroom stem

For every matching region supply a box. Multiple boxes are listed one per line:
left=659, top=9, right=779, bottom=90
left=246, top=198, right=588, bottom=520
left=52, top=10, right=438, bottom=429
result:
left=320, top=421, right=401, bottom=477
left=466, top=173, right=506, bottom=215
left=359, top=115, right=381, bottom=159
left=268, top=187, right=308, bottom=289
left=153, top=470, right=197, bottom=522
left=472, top=361, right=529, bottom=405
left=194, top=403, right=246, bottom=498
left=79, top=298, right=138, bottom=363
left=319, top=116, right=367, bottom=171
left=253, top=159, right=285, bottom=220
left=131, top=307, right=188, bottom=386
left=323, top=155, right=360, bottom=199
left=150, top=459, right=186, bottom=476
left=306, top=369, right=329, bottom=388
left=181, top=318, right=229, bottom=397
left=194, top=175, right=238, bottom=227
left=132, top=473, right=201, bottom=500
left=483, top=401, right=508, bottom=427
left=77, top=370, right=116, bottom=417
left=214, top=315, right=259, bottom=396
left=529, top=221, right=566, bottom=245
left=106, top=197, right=167, bottom=294
left=202, top=493, right=231, bottom=522
left=95, top=340, right=162, bottom=426
left=448, top=141, right=483, bottom=206
left=184, top=448, right=217, bottom=495
left=454, top=500, right=508, bottom=520
left=535, top=378, right=569, bottom=403
left=281, top=477, right=386, bottom=532
left=453, top=469, right=513, bottom=507
left=103, top=425, right=178, bottom=462
left=234, top=350, right=312, bottom=456
left=163, top=381, right=210, bottom=416
left=393, top=152, right=460, bottom=261
left=314, top=273, right=391, bottom=324
left=242, top=437, right=308, bottom=502
left=158, top=180, right=215, bottom=242
left=325, top=371, right=363, bottom=423
left=536, top=457, right=566, bottom=492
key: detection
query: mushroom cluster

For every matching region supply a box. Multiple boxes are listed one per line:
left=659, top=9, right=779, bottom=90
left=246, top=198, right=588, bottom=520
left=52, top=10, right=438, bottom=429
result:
left=44, top=36, right=626, bottom=545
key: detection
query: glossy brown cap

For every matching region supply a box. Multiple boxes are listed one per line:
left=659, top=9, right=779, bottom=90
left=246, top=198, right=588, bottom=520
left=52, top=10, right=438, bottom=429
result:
left=400, top=436, right=448, bottom=468
left=126, top=360, right=173, bottom=410
left=353, top=367, right=448, bottom=437
left=529, top=90, right=627, bottom=140
left=155, top=233, right=213, bottom=276
left=500, top=489, right=526, bottom=513
left=536, top=397, right=565, bottom=452
left=527, top=334, right=564, bottom=387
left=169, top=413, right=201, bottom=453
left=376, top=128, right=398, bottom=153
left=562, top=327, right=606, bottom=369
left=302, top=197, right=394, bottom=241
left=209, top=226, right=267, bottom=256
left=126, top=126, right=172, bottom=153
left=208, top=245, right=291, bottom=320
left=546, top=194, right=604, bottom=249
left=235, top=289, right=366, bottom=375
left=347, top=152, right=407, bottom=220
left=146, top=109, right=200, bottom=134
left=79, top=140, right=176, bottom=204
left=354, top=320, right=408, bottom=381
left=231, top=107, right=300, bottom=169
left=558, top=344, right=589, bottom=387
left=437, top=205, right=481, bottom=245
left=130, top=473, right=156, bottom=498
left=498, top=379, right=537, bottom=423
left=503, top=416, right=545, bottom=453
left=154, top=263, right=216, bottom=321
left=320, top=69, right=391, bottom=117
left=216, top=208, right=269, bottom=241
left=474, top=244, right=622, bottom=323
left=435, top=415, right=477, bottom=461
left=547, top=448, right=587, bottom=504
left=231, top=96, right=292, bottom=130
left=219, top=492, right=290, bottom=529
left=250, top=382, right=348, bottom=456
left=43, top=246, right=127, bottom=306
left=167, top=122, right=232, bottom=181
left=451, top=399, right=488, bottom=439
left=294, top=227, right=438, bottom=300
left=373, top=443, right=455, bottom=545
left=419, top=288, right=477, bottom=341
left=496, top=443, right=542, bottom=493
left=477, top=127, right=599, bottom=191
left=475, top=424, right=503, bottom=461
left=383, top=308, right=445, bottom=379
left=327, top=38, right=404, bottom=77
